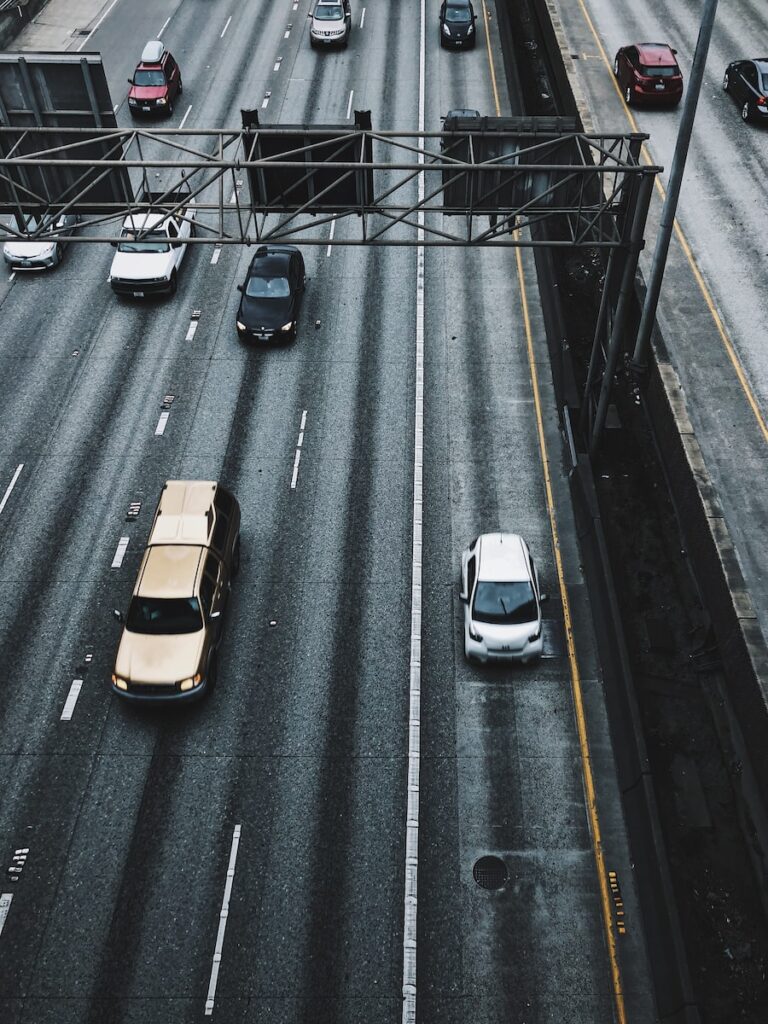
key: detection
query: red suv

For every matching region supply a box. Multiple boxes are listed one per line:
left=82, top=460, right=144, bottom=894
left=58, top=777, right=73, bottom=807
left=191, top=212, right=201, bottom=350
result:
left=127, top=40, right=182, bottom=117
left=613, top=43, right=683, bottom=107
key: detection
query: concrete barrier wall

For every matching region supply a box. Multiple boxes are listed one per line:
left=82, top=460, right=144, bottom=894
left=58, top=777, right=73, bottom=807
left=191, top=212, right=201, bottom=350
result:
left=0, top=0, right=49, bottom=50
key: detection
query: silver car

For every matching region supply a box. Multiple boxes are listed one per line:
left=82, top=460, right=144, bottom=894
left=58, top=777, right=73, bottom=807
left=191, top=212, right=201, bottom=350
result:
left=3, top=213, right=80, bottom=270
left=460, top=533, right=547, bottom=663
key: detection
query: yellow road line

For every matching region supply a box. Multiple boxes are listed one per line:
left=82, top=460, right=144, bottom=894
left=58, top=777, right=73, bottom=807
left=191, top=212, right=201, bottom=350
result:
left=480, top=12, right=628, bottom=1022
left=516, top=249, right=627, bottom=1024
left=480, top=0, right=501, bottom=115
left=576, top=0, right=768, bottom=444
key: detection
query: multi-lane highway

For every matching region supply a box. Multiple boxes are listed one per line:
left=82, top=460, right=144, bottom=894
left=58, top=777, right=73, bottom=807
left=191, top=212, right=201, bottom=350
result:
left=0, top=1, right=655, bottom=1021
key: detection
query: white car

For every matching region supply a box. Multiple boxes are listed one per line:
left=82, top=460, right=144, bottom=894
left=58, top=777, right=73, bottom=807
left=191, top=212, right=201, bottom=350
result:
left=309, top=0, right=351, bottom=48
left=3, top=213, right=79, bottom=270
left=108, top=185, right=196, bottom=298
left=460, top=533, right=547, bottom=663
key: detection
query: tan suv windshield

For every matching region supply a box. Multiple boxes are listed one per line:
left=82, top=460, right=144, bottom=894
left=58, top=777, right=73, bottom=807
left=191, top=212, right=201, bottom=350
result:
left=126, top=596, right=203, bottom=634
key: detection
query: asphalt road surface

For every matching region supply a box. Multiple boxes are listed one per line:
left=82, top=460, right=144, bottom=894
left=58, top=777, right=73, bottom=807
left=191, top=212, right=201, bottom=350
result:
left=0, top=1, right=654, bottom=1021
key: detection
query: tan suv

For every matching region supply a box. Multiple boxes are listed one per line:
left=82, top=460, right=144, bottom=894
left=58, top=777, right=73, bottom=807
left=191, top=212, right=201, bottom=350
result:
left=112, top=480, right=240, bottom=701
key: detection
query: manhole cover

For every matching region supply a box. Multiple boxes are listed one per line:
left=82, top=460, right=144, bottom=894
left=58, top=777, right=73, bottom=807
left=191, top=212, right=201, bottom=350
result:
left=473, top=856, right=507, bottom=890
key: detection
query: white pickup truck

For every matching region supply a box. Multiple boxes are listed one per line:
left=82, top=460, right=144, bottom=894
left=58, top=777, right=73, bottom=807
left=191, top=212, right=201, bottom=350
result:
left=108, top=184, right=196, bottom=297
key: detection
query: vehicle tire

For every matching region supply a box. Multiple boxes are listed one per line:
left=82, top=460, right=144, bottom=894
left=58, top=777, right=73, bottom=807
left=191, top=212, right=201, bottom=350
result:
left=167, top=99, right=174, bottom=117
left=624, top=85, right=633, bottom=107
left=178, top=78, right=183, bottom=96
left=722, top=71, right=729, bottom=92
left=742, top=100, right=752, bottom=122
left=232, top=535, right=241, bottom=576
left=613, top=57, right=620, bottom=77
left=207, top=651, right=218, bottom=691
left=168, top=270, right=177, bottom=295
left=54, top=243, right=63, bottom=266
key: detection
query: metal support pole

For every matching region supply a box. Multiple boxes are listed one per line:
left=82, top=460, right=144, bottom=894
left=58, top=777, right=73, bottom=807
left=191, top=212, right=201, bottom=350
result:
left=590, top=170, right=655, bottom=457
left=632, top=0, right=719, bottom=372
left=580, top=244, right=620, bottom=436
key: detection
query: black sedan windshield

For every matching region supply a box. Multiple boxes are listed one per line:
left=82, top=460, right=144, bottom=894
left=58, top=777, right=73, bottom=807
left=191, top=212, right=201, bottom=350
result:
left=445, top=6, right=472, bottom=23
left=246, top=275, right=290, bottom=298
left=126, top=596, right=203, bottom=635
left=473, top=581, right=537, bottom=625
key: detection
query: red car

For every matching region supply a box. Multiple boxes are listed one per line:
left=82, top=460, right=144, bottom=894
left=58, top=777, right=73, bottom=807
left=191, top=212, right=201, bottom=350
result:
left=127, top=40, right=182, bottom=118
left=613, top=42, right=683, bottom=107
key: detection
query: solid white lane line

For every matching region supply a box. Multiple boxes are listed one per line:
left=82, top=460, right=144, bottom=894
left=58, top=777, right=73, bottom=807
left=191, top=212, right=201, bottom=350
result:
left=0, top=464, right=23, bottom=517
left=111, top=537, right=129, bottom=569
left=60, top=679, right=83, bottom=722
left=155, top=411, right=170, bottom=435
left=157, top=15, right=171, bottom=38
left=204, top=824, right=242, bottom=1016
left=76, top=0, right=120, bottom=50
left=346, top=89, right=354, bottom=120
left=326, top=219, right=336, bottom=256
left=220, top=15, right=232, bottom=37
left=211, top=246, right=222, bottom=265
left=402, top=2, right=426, bottom=1021
left=360, top=7, right=366, bottom=27
left=179, top=104, right=192, bottom=129
left=0, top=893, right=12, bottom=937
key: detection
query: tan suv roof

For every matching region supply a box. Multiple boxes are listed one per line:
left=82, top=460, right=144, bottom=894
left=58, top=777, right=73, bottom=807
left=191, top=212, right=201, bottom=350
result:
left=137, top=545, right=204, bottom=598
left=149, top=480, right=217, bottom=547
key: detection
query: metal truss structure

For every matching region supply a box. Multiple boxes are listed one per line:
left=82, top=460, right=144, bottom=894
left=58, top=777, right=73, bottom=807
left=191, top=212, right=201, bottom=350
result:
left=0, top=124, right=660, bottom=249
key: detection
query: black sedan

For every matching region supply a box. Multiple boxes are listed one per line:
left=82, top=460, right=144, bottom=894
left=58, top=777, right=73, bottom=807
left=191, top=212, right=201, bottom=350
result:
left=236, top=245, right=306, bottom=342
left=723, top=59, right=768, bottom=123
left=439, top=0, right=477, bottom=49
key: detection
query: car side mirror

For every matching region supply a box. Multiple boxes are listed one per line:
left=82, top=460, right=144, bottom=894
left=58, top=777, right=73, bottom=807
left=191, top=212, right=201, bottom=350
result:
left=539, top=593, right=549, bottom=603
left=307, top=10, right=312, bottom=15
left=459, top=587, right=468, bottom=603
left=171, top=240, right=181, bottom=249
left=110, top=240, right=117, bottom=247
left=113, top=609, right=124, bottom=623
left=236, top=283, right=244, bottom=293
left=672, top=48, right=678, bottom=55
left=127, top=78, right=133, bottom=85
left=209, top=610, right=221, bottom=620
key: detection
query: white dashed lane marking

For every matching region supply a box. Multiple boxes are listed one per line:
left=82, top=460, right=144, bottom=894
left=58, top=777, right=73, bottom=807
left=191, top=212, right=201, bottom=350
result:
left=0, top=464, right=23, bottom=517
left=360, top=7, right=366, bottom=27
left=111, top=537, right=129, bottom=569
left=0, top=893, right=13, bottom=938
left=290, top=410, right=308, bottom=490
left=211, top=246, right=222, bottom=265
left=346, top=89, right=354, bottom=119
left=60, top=679, right=83, bottom=721
left=179, top=104, right=192, bottom=129
left=204, top=824, right=242, bottom=1016
left=221, top=15, right=232, bottom=37
left=155, top=411, right=170, bottom=436
left=158, top=15, right=171, bottom=37
left=326, top=219, right=335, bottom=256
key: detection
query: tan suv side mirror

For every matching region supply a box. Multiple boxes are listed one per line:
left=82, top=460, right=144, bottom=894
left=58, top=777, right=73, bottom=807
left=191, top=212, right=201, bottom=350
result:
left=113, top=609, right=124, bottom=623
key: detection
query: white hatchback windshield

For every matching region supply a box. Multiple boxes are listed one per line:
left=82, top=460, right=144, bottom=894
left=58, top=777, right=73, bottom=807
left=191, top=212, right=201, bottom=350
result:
left=473, top=581, right=537, bottom=625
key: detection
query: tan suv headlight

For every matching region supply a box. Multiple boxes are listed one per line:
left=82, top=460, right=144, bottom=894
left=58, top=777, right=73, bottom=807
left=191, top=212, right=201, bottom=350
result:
left=179, top=674, right=202, bottom=692
left=112, top=674, right=128, bottom=690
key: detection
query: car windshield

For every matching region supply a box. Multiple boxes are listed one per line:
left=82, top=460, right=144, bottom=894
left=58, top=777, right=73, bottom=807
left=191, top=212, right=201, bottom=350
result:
left=315, top=4, right=343, bottom=18
left=245, top=274, right=290, bottom=298
left=641, top=64, right=677, bottom=77
left=126, top=596, right=203, bottom=635
left=473, top=581, right=537, bottom=625
left=134, top=69, right=165, bottom=86
left=445, top=6, right=472, bottom=23
left=118, top=230, right=169, bottom=253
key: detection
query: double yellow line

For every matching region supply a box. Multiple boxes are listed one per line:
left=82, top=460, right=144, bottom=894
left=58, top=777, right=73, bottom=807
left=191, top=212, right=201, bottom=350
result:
left=479, top=2, right=627, bottom=1020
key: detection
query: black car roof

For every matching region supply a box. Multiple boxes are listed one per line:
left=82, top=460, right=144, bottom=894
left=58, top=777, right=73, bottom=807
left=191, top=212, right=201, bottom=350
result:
left=248, top=247, right=294, bottom=274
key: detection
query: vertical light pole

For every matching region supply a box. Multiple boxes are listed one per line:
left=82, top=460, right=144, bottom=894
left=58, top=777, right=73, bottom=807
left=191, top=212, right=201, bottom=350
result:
left=631, top=0, right=720, bottom=372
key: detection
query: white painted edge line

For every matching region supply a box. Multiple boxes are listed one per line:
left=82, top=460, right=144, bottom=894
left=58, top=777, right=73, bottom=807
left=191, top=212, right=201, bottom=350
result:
left=0, top=464, right=23, bottom=517
left=155, top=411, right=170, bottom=436
left=0, top=893, right=13, bottom=938
left=326, top=218, right=336, bottom=256
left=221, top=15, right=232, bottom=37
left=185, top=319, right=199, bottom=342
left=111, top=536, right=129, bottom=569
left=60, top=679, right=84, bottom=722
left=204, top=824, right=242, bottom=1016
left=360, top=7, right=366, bottom=28
left=157, top=15, right=172, bottom=38
left=346, top=89, right=354, bottom=120
left=211, top=246, right=222, bottom=265
left=179, top=104, right=193, bottom=129
left=402, top=1, right=425, bottom=1021
left=76, top=0, right=120, bottom=51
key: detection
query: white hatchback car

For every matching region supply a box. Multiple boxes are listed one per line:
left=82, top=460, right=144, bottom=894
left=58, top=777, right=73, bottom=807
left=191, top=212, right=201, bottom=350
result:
left=460, top=533, right=547, bottom=663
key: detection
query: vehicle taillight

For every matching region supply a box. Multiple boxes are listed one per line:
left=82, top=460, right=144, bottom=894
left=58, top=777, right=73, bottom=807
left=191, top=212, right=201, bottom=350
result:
left=758, top=96, right=767, bottom=107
